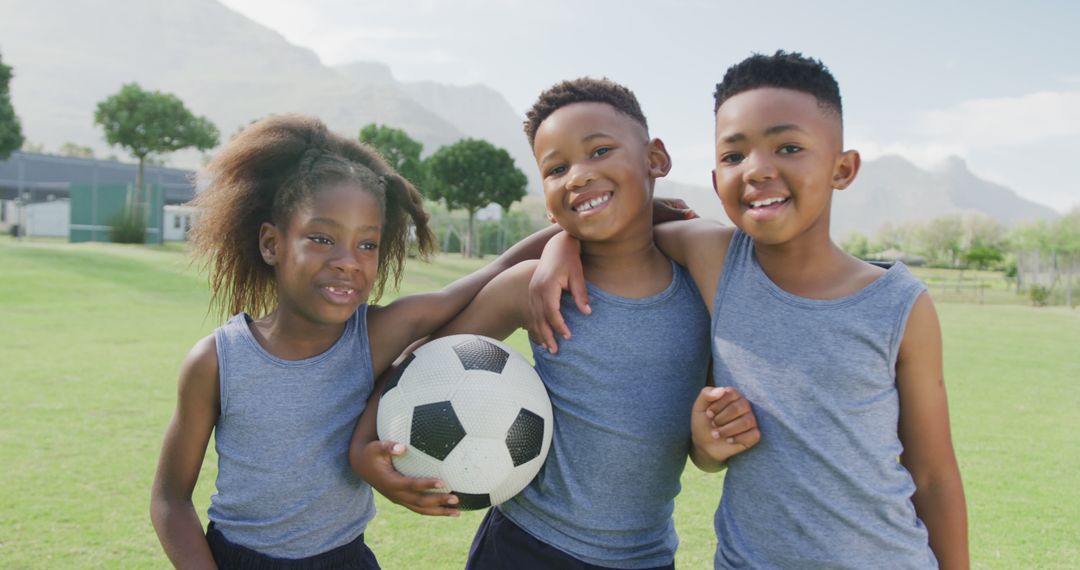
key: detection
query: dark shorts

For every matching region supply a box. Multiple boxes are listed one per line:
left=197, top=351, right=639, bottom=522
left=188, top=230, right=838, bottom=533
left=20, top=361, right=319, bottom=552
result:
left=206, top=522, right=380, bottom=570
left=465, top=508, right=675, bottom=570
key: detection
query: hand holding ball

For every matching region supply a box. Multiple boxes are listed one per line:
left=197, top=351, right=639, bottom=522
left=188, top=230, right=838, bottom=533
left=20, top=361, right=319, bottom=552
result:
left=377, top=335, right=553, bottom=510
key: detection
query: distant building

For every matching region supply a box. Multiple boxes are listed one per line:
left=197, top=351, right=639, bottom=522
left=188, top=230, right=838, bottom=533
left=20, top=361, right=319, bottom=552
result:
left=0, top=151, right=196, bottom=240
left=163, top=205, right=201, bottom=242
left=865, top=248, right=927, bottom=267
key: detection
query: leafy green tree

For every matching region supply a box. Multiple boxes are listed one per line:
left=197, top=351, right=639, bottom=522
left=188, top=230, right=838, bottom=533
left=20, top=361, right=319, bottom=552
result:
left=359, top=124, right=425, bottom=186
left=94, top=83, right=219, bottom=206
left=425, top=138, right=527, bottom=257
left=962, top=244, right=1004, bottom=269
left=0, top=51, right=25, bottom=160
left=915, top=215, right=964, bottom=267
left=58, top=142, right=95, bottom=159
left=840, top=231, right=872, bottom=259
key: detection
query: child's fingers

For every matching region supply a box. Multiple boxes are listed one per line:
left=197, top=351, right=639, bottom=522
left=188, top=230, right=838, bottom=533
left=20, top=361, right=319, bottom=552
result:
left=405, top=476, right=448, bottom=493
left=375, top=440, right=406, bottom=458
left=707, top=395, right=752, bottom=424
left=536, top=293, right=570, bottom=352
left=695, top=387, right=736, bottom=414
left=526, top=288, right=564, bottom=353
left=711, top=414, right=758, bottom=440
left=397, top=490, right=461, bottom=517
left=724, top=426, right=761, bottom=450
left=567, top=268, right=592, bottom=317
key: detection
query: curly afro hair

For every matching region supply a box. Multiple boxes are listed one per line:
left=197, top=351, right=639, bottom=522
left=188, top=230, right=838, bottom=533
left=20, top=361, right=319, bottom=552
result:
left=524, top=77, right=648, bottom=148
left=713, top=50, right=842, bottom=118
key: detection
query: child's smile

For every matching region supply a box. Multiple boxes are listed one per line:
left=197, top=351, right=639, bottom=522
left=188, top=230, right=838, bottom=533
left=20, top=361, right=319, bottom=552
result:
left=533, top=102, right=661, bottom=242
left=713, top=87, right=854, bottom=246
left=570, top=191, right=613, bottom=215
left=264, top=183, right=383, bottom=328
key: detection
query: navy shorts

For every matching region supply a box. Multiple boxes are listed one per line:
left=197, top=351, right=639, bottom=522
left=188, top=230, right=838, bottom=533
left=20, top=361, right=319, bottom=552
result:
left=465, top=508, right=675, bottom=570
left=206, top=522, right=380, bottom=570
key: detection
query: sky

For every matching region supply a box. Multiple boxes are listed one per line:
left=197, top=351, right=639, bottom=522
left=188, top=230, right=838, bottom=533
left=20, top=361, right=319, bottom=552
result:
left=218, top=0, right=1079, bottom=213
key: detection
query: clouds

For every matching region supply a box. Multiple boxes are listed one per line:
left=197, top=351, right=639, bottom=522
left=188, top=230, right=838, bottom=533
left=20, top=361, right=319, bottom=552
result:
left=915, top=90, right=1080, bottom=149
left=215, top=0, right=1078, bottom=212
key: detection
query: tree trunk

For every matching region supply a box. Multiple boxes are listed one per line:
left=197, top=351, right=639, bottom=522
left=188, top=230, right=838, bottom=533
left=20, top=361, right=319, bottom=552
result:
left=133, top=155, right=146, bottom=218
left=465, top=209, right=476, bottom=258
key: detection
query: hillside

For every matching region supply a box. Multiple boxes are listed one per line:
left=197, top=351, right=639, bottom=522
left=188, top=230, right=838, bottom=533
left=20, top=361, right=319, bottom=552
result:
left=0, top=0, right=538, bottom=186
left=0, top=0, right=1056, bottom=232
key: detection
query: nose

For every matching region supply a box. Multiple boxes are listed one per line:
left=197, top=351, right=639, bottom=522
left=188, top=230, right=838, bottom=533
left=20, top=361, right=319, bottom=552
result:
left=743, top=151, right=777, bottom=184
left=330, top=244, right=362, bottom=272
left=565, top=165, right=596, bottom=190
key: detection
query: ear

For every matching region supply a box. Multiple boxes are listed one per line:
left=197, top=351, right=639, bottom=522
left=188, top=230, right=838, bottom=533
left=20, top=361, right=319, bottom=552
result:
left=258, top=222, right=279, bottom=266
left=646, top=138, right=673, bottom=178
left=546, top=211, right=557, bottom=224
left=831, top=150, right=861, bottom=190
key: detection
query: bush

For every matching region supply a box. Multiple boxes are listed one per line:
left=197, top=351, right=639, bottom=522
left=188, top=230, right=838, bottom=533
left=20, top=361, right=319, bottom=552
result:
left=1029, top=285, right=1051, bottom=307
left=108, top=210, right=146, bottom=243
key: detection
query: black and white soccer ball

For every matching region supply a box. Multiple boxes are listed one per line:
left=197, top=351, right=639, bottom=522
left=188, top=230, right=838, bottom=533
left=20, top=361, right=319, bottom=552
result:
left=376, top=334, right=553, bottom=510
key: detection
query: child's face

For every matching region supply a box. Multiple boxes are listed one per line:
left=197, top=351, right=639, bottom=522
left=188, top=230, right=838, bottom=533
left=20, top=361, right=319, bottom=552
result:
left=712, top=87, right=858, bottom=246
left=260, top=182, right=382, bottom=326
left=533, top=102, right=670, bottom=243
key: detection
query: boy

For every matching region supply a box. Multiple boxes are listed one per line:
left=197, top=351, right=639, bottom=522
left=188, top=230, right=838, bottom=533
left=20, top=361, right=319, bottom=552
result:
left=531, top=52, right=969, bottom=568
left=352, top=78, right=761, bottom=569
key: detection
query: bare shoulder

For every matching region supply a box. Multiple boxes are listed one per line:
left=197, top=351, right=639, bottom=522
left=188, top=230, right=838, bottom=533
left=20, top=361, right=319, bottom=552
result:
left=179, top=334, right=220, bottom=397
left=656, top=220, right=735, bottom=311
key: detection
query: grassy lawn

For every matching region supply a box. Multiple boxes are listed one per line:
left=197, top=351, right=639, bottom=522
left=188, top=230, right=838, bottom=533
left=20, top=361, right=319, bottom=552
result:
left=1, top=236, right=1077, bottom=568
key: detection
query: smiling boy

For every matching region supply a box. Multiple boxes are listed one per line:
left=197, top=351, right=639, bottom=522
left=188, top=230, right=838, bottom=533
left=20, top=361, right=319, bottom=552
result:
left=531, top=53, right=969, bottom=569
left=357, top=78, right=760, bottom=569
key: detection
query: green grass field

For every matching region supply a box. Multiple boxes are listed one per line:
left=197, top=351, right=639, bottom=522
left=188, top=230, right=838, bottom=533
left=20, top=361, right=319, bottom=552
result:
left=1, top=237, right=1078, bottom=568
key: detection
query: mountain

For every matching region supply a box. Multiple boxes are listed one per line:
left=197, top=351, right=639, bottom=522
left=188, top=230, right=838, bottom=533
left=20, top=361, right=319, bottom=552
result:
left=0, top=0, right=1057, bottom=231
left=0, top=0, right=538, bottom=187
left=832, top=155, right=1058, bottom=237
left=655, top=156, right=1058, bottom=236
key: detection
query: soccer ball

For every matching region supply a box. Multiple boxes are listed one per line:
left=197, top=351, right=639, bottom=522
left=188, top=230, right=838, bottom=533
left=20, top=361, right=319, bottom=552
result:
left=376, top=334, right=553, bottom=510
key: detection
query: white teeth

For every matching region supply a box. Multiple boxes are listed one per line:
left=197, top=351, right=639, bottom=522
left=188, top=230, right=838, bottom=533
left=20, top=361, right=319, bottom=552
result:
left=749, top=196, right=787, bottom=208
left=327, top=286, right=353, bottom=294
left=574, top=193, right=611, bottom=212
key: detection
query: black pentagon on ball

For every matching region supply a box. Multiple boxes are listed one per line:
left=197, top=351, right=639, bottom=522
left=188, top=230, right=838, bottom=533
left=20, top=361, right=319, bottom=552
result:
left=453, top=338, right=509, bottom=373
left=452, top=492, right=492, bottom=511
left=505, top=408, right=545, bottom=467
left=381, top=353, right=415, bottom=396
left=410, top=401, right=466, bottom=461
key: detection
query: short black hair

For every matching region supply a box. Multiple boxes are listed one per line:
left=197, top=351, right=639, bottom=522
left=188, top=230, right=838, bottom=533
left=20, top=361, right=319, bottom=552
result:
left=524, top=77, right=648, bottom=148
left=713, top=51, right=842, bottom=117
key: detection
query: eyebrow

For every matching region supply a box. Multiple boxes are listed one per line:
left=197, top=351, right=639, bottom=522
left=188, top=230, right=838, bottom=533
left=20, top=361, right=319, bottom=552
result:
left=721, top=124, right=806, bottom=144
left=309, top=218, right=381, bottom=232
left=538, top=132, right=614, bottom=163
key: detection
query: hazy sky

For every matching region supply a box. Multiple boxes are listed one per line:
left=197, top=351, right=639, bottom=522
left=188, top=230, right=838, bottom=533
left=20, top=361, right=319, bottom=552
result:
left=219, top=0, right=1078, bottom=212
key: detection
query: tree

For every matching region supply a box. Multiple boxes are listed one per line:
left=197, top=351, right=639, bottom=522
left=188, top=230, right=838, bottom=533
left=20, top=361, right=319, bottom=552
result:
left=915, top=215, right=964, bottom=267
left=359, top=124, right=425, bottom=186
left=840, top=231, right=872, bottom=259
left=0, top=51, right=25, bottom=160
left=58, top=142, right=95, bottom=159
left=94, top=83, right=219, bottom=208
left=425, top=138, right=528, bottom=257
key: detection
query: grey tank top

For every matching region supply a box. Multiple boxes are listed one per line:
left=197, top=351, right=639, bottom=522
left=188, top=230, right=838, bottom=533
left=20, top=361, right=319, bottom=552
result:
left=499, top=260, right=711, bottom=569
left=711, top=230, right=936, bottom=569
left=207, top=308, right=376, bottom=558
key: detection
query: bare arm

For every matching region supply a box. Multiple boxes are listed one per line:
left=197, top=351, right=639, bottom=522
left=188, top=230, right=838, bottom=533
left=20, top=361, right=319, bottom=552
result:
left=367, top=226, right=560, bottom=376
left=897, top=293, right=969, bottom=569
left=150, top=335, right=220, bottom=569
left=528, top=217, right=732, bottom=351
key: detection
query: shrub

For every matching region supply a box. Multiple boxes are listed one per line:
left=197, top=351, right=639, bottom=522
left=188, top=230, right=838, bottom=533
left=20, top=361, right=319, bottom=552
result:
left=1028, top=285, right=1051, bottom=307
left=108, top=210, right=146, bottom=243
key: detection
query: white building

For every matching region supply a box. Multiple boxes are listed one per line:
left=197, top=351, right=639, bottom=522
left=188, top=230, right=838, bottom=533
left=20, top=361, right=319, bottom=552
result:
left=163, top=205, right=200, bottom=241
